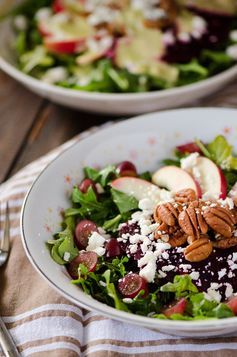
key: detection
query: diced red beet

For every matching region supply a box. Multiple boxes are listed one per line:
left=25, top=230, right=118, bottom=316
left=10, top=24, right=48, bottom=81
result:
left=74, top=219, right=98, bottom=249
left=67, top=251, right=98, bottom=279
left=106, top=238, right=121, bottom=257
left=162, top=298, right=187, bottom=318
left=118, top=273, right=148, bottom=298
left=116, top=161, right=137, bottom=177
left=176, top=142, right=202, bottom=154
left=226, top=296, right=237, bottom=315
left=79, top=178, right=98, bottom=195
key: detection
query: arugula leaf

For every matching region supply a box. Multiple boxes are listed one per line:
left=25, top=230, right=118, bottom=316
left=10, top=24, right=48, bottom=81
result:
left=207, top=135, right=233, bottom=167
left=111, top=188, right=138, bottom=214
left=99, top=165, right=117, bottom=187
left=206, top=303, right=234, bottom=318
left=57, top=227, right=79, bottom=261
left=161, top=158, right=181, bottom=167
left=103, top=270, right=130, bottom=312
left=103, top=214, right=122, bottom=232
left=139, top=171, right=152, bottom=181
left=160, top=275, right=198, bottom=298
left=84, top=167, right=100, bottom=181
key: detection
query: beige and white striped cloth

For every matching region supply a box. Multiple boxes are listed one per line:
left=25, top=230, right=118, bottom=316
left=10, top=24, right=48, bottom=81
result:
left=1, top=83, right=237, bottom=357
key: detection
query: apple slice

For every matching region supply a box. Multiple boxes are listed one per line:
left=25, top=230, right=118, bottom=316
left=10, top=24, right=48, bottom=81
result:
left=152, top=166, right=201, bottom=197
left=176, top=142, right=202, bottom=154
left=111, top=177, right=161, bottom=208
left=45, top=37, right=86, bottom=54
left=193, top=157, right=227, bottom=199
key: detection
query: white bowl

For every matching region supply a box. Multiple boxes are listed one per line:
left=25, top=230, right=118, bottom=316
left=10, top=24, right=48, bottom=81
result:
left=21, top=107, right=237, bottom=337
left=1, top=17, right=237, bottom=115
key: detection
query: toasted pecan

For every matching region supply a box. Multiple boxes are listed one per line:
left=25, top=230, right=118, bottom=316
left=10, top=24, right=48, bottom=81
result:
left=184, top=237, right=213, bottom=262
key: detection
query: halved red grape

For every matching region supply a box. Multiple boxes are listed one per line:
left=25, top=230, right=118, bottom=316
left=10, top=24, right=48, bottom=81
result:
left=116, top=161, right=137, bottom=177
left=79, top=178, right=98, bottom=195
left=118, top=273, right=148, bottom=298
left=106, top=238, right=121, bottom=257
left=67, top=251, right=98, bottom=279
left=75, top=219, right=98, bottom=249
left=226, top=296, right=237, bottom=315
left=162, top=298, right=187, bottom=318
left=176, top=142, right=202, bottom=154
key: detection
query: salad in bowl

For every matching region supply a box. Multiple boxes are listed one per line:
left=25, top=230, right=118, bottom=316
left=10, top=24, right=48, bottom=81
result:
left=10, top=0, right=237, bottom=93
left=47, top=133, right=237, bottom=321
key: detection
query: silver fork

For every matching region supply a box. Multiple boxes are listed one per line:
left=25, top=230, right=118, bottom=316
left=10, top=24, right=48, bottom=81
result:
left=0, top=202, right=21, bottom=357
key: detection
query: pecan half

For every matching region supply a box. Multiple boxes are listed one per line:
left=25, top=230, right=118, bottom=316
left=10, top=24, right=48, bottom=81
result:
left=175, top=189, right=197, bottom=204
left=212, top=236, right=237, bottom=249
left=154, top=222, right=180, bottom=240
left=143, top=0, right=178, bottom=29
left=178, top=201, right=208, bottom=238
left=154, top=202, right=181, bottom=226
left=184, top=237, right=213, bottom=262
left=169, top=234, right=187, bottom=247
left=203, top=206, right=235, bottom=238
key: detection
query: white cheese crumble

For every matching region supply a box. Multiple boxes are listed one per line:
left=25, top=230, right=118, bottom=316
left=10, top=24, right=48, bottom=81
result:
left=162, top=265, right=175, bottom=272
left=218, top=197, right=234, bottom=210
left=138, top=198, right=154, bottom=211
left=232, top=253, right=237, bottom=262
left=189, top=271, right=200, bottom=280
left=122, top=298, right=133, bottom=304
left=226, top=44, right=237, bottom=60
left=86, top=232, right=105, bottom=256
left=225, top=283, right=233, bottom=299
left=207, top=283, right=222, bottom=302
left=95, top=183, right=104, bottom=194
left=178, top=32, right=191, bottom=43
left=42, top=67, right=68, bottom=84
left=35, top=7, right=52, bottom=22
left=138, top=251, right=157, bottom=282
left=179, top=264, right=192, bottom=272
left=230, top=30, right=237, bottom=42
left=181, top=152, right=199, bottom=171
left=218, top=268, right=226, bottom=280
left=63, top=252, right=71, bottom=262
left=14, top=15, right=28, bottom=31
left=98, top=227, right=111, bottom=239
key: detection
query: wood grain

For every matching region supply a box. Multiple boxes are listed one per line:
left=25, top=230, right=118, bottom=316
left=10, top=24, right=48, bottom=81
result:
left=0, top=71, right=43, bottom=183
left=10, top=102, right=109, bottom=175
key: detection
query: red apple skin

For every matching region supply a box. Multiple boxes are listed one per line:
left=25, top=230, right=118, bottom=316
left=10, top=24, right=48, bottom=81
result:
left=176, top=142, right=202, bottom=154
left=218, top=167, right=227, bottom=199
left=162, top=298, right=187, bottom=318
left=226, top=296, right=237, bottom=315
left=45, top=38, right=85, bottom=54
left=52, top=0, right=65, bottom=13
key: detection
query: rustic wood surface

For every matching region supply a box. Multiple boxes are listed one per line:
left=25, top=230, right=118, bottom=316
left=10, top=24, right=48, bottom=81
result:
left=0, top=70, right=237, bottom=184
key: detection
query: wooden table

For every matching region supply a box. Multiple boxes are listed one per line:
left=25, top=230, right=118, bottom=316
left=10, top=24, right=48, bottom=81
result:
left=1, top=69, right=237, bottom=184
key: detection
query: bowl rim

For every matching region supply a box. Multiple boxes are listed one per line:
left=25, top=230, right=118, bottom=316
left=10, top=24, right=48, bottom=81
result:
left=1, top=53, right=237, bottom=101
left=20, top=107, right=237, bottom=330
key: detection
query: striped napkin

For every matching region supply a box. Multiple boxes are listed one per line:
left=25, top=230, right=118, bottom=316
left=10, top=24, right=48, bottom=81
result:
left=2, top=100, right=237, bottom=356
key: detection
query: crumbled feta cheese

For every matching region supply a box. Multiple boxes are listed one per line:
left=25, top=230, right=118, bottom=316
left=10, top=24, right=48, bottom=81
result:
left=35, top=7, right=52, bottom=21
left=162, top=251, right=169, bottom=259
left=98, top=227, right=111, bottom=239
left=225, top=283, right=233, bottom=299
left=129, top=243, right=138, bottom=254
left=218, top=197, right=234, bottom=210
left=162, top=265, right=175, bottom=272
left=42, top=67, right=68, bottom=84
left=232, top=253, right=237, bottom=262
left=207, top=284, right=222, bottom=302
left=179, top=264, right=192, bottom=272
left=139, top=198, right=154, bottom=211
left=189, top=271, right=200, bottom=280
left=138, top=251, right=157, bottom=282
left=218, top=268, right=226, bottom=280
left=86, top=232, right=105, bottom=256
left=159, top=189, right=174, bottom=203
left=178, top=32, right=191, bottom=43
left=63, top=252, right=71, bottom=262
left=122, top=298, right=133, bottom=304
left=99, top=280, right=107, bottom=287
left=14, top=15, right=28, bottom=31
left=192, top=16, right=207, bottom=34
left=163, top=31, right=175, bottom=45
left=226, top=44, right=237, bottom=60
left=230, top=30, right=237, bottom=42
left=95, top=183, right=104, bottom=194
left=181, top=153, right=199, bottom=171
left=158, top=270, right=167, bottom=278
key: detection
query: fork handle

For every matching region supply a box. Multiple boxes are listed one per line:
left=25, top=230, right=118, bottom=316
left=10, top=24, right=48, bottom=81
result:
left=0, top=318, right=20, bottom=357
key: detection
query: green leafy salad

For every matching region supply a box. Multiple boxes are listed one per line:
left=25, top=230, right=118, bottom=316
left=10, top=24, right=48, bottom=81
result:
left=47, top=135, right=237, bottom=320
left=7, top=0, right=237, bottom=93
